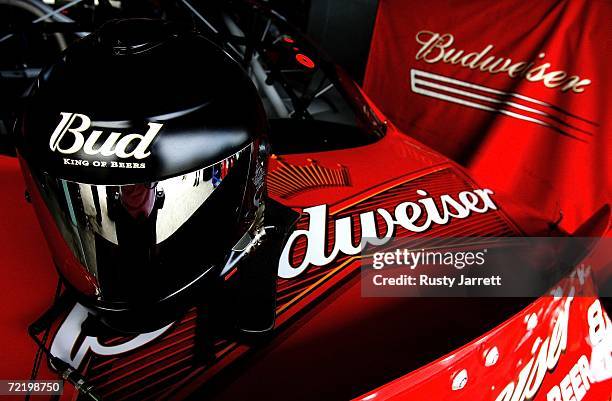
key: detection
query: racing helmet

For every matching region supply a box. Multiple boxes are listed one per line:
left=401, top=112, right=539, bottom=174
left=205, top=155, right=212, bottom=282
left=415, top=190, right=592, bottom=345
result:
left=15, top=19, right=269, bottom=328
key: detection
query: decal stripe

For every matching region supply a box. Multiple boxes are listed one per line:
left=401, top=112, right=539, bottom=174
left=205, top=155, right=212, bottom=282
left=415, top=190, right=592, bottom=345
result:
left=410, top=69, right=594, bottom=142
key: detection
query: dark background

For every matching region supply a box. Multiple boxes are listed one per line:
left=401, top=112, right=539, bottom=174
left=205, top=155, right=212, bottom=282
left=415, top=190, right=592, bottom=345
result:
left=269, top=0, right=379, bottom=84
left=0, top=0, right=379, bottom=145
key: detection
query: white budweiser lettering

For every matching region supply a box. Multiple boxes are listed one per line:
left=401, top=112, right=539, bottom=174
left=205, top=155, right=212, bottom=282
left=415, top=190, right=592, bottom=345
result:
left=49, top=112, right=162, bottom=159
left=278, top=188, right=497, bottom=279
left=495, top=296, right=573, bottom=401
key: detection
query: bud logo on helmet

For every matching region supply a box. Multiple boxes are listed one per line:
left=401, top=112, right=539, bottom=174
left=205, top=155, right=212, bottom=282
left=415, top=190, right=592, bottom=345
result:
left=49, top=112, right=162, bottom=160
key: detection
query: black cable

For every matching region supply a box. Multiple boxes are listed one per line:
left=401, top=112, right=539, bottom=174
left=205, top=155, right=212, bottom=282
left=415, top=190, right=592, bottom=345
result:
left=26, top=280, right=102, bottom=401
left=29, top=328, right=102, bottom=401
left=25, top=279, right=62, bottom=401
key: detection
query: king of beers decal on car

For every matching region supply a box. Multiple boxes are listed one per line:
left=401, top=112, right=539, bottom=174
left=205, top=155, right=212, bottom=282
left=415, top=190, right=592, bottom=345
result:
left=278, top=188, right=497, bottom=279
left=49, top=112, right=163, bottom=168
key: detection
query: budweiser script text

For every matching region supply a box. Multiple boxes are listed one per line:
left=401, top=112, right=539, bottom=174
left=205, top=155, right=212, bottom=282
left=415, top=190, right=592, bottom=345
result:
left=415, top=30, right=591, bottom=94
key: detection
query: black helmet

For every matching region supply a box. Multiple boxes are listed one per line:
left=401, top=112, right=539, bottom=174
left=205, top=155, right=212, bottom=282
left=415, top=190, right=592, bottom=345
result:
left=15, top=19, right=269, bottom=329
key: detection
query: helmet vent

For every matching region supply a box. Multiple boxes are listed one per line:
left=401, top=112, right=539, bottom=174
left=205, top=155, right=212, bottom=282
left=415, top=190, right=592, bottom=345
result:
left=99, top=19, right=177, bottom=56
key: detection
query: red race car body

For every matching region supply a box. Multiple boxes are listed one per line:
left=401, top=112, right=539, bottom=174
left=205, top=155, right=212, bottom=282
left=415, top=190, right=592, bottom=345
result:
left=1, top=111, right=609, bottom=400
left=0, top=3, right=609, bottom=401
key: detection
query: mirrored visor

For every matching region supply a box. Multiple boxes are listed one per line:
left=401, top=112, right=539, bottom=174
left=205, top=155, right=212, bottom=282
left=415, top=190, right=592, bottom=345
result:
left=30, top=144, right=252, bottom=304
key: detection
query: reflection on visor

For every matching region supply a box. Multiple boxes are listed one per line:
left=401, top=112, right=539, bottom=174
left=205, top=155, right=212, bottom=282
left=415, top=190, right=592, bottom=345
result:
left=77, top=165, right=227, bottom=247
left=32, top=144, right=251, bottom=302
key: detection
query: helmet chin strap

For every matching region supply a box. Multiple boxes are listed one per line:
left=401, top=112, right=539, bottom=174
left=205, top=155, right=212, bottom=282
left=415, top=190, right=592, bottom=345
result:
left=221, top=200, right=268, bottom=276
left=221, top=225, right=268, bottom=276
left=224, top=199, right=302, bottom=336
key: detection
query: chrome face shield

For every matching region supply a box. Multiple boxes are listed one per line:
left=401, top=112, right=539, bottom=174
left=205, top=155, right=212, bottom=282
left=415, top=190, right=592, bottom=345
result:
left=29, top=145, right=252, bottom=304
